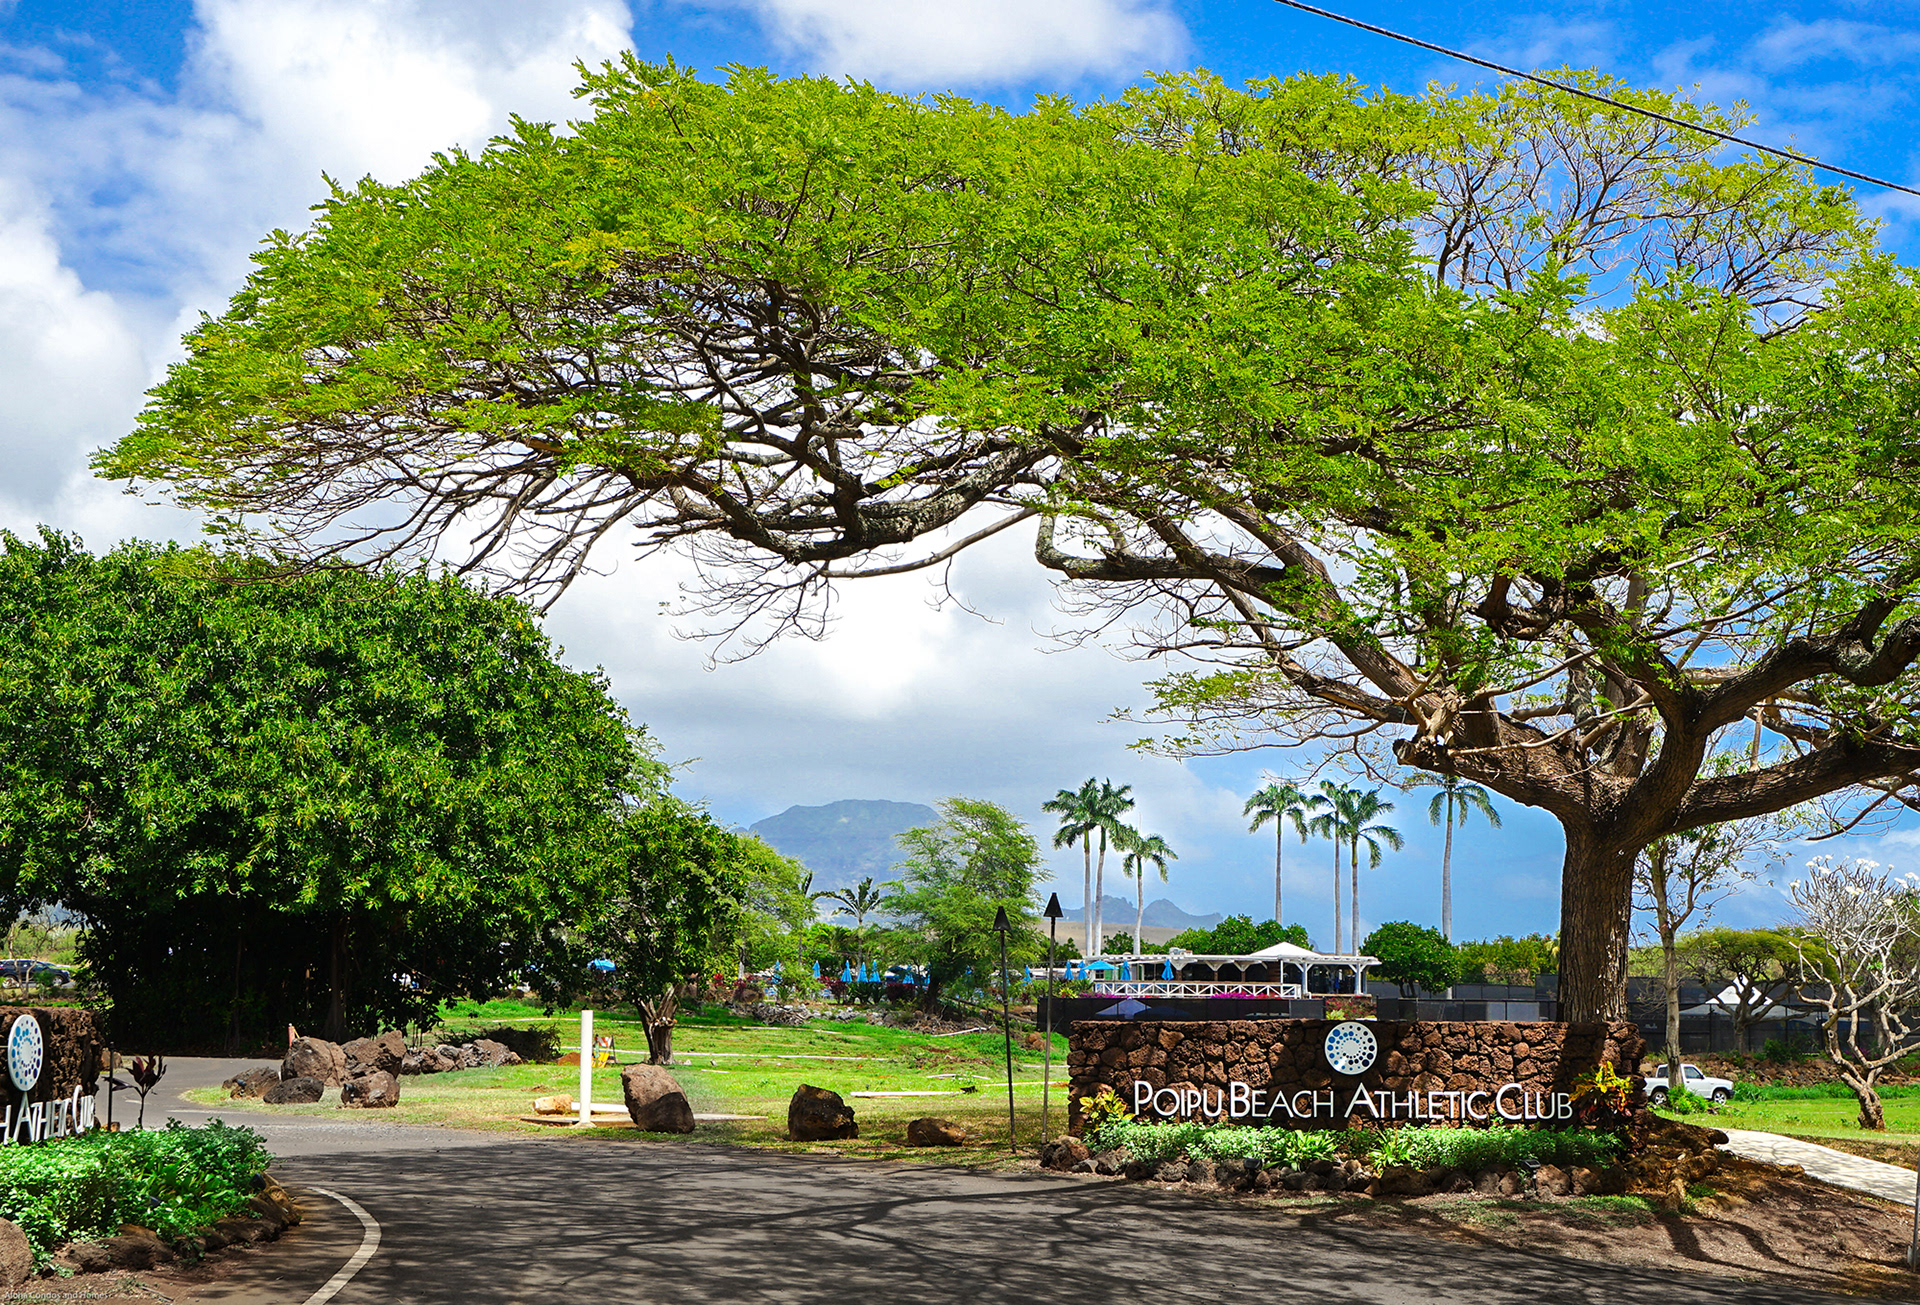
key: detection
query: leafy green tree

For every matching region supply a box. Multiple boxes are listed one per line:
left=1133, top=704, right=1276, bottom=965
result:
left=1455, top=934, right=1559, bottom=984
left=1120, top=831, right=1177, bottom=957
left=725, top=838, right=814, bottom=975
left=1678, top=926, right=1801, bottom=1046
left=881, top=798, right=1043, bottom=1006
left=0, top=530, right=644, bottom=1045
left=1167, top=916, right=1310, bottom=954
left=586, top=800, right=750, bottom=1063
left=1408, top=774, right=1500, bottom=941
left=1360, top=922, right=1464, bottom=998
left=103, top=60, right=1920, bottom=1021
left=1243, top=780, right=1312, bottom=932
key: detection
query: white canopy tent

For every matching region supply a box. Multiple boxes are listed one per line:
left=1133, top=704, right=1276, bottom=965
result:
left=1089, top=940, right=1379, bottom=1000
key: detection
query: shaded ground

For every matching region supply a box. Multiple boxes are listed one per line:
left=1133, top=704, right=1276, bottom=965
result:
left=252, top=1140, right=1901, bottom=1305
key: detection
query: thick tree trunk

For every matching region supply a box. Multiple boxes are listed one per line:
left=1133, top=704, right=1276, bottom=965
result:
left=644, top=1018, right=674, bottom=1064
left=1556, top=833, right=1636, bottom=1023
left=1846, top=1072, right=1886, bottom=1131
left=324, top=915, right=348, bottom=1043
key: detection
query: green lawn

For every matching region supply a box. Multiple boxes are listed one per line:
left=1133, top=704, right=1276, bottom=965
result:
left=1657, top=1083, right=1920, bottom=1157
left=189, top=1008, right=1075, bottom=1163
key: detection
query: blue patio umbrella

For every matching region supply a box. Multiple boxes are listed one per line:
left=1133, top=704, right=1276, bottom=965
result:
left=1161, top=959, right=1174, bottom=979
left=841, top=962, right=853, bottom=982
left=812, top=960, right=822, bottom=978
left=588, top=958, right=616, bottom=973
left=1024, top=966, right=1033, bottom=982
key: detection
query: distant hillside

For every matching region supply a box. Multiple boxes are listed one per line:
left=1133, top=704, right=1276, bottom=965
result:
left=748, top=799, right=938, bottom=892
left=1059, top=895, right=1222, bottom=930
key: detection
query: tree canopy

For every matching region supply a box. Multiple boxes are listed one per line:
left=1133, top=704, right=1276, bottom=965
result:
left=0, top=530, right=649, bottom=1043
left=881, top=797, right=1044, bottom=1003
left=98, top=58, right=1920, bottom=1020
left=1360, top=921, right=1463, bottom=997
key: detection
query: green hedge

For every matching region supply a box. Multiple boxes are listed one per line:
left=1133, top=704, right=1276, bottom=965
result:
left=0, top=1121, right=271, bottom=1269
left=1084, top=1119, right=1619, bottom=1172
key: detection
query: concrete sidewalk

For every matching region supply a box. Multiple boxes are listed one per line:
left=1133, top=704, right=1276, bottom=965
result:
left=1719, top=1127, right=1920, bottom=1205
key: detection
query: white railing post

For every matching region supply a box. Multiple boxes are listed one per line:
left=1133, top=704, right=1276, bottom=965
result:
left=578, top=1008, right=593, bottom=1126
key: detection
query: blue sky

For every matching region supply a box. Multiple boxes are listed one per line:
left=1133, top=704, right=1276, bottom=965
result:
left=4, top=0, right=1919, bottom=949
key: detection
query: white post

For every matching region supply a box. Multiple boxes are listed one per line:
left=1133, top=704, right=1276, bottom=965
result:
left=578, top=1008, right=593, bottom=1126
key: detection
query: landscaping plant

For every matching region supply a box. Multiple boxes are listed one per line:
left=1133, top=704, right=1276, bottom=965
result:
left=0, top=1120, right=270, bottom=1269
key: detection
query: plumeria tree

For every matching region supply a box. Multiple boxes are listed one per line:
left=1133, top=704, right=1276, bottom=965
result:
left=1633, top=817, right=1786, bottom=1101
left=1789, top=857, right=1920, bottom=1130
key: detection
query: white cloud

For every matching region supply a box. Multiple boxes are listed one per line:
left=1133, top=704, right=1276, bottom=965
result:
left=0, top=180, right=146, bottom=511
left=702, top=0, right=1185, bottom=86
left=0, top=0, right=635, bottom=530
left=1751, top=19, right=1920, bottom=70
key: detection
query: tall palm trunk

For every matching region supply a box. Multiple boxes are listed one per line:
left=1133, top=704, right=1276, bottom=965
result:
left=1349, top=836, right=1360, bottom=955
left=1093, top=830, right=1108, bottom=954
left=1331, top=840, right=1343, bottom=954
left=1441, top=796, right=1456, bottom=941
left=1082, top=835, right=1094, bottom=954
left=1273, top=824, right=1284, bottom=925
left=1134, top=867, right=1145, bottom=960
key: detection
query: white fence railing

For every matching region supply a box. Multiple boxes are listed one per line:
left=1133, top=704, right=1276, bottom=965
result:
left=1089, top=981, right=1304, bottom=999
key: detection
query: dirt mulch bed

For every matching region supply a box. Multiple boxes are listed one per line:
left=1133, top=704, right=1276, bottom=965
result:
left=1, top=1246, right=275, bottom=1304
left=1236, top=1155, right=1920, bottom=1300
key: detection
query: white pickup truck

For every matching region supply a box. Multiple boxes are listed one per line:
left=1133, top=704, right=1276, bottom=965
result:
left=1644, top=1062, right=1735, bottom=1105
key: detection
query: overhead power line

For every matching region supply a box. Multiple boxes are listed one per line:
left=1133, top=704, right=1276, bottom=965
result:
left=1266, top=0, right=1920, bottom=200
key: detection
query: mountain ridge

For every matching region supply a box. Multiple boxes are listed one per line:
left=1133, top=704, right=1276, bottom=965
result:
left=747, top=798, right=937, bottom=891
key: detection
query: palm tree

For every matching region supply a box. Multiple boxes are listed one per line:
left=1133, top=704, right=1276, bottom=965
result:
left=825, top=876, right=887, bottom=929
left=1304, top=780, right=1356, bottom=953
left=1042, top=779, right=1101, bottom=954
left=1088, top=780, right=1136, bottom=954
left=1408, top=774, right=1501, bottom=940
left=1120, top=831, right=1177, bottom=958
left=1243, top=778, right=1311, bottom=928
left=1342, top=790, right=1404, bottom=949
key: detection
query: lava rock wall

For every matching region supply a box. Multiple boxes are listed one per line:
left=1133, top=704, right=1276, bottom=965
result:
left=1, top=1006, right=105, bottom=1116
left=1068, top=1018, right=1643, bottom=1134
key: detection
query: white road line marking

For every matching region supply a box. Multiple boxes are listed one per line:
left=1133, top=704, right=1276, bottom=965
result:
left=300, top=1187, right=381, bottom=1305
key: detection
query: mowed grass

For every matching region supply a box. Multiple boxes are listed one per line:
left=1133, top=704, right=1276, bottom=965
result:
left=186, top=1007, right=1076, bottom=1165
left=1659, top=1087, right=1920, bottom=1157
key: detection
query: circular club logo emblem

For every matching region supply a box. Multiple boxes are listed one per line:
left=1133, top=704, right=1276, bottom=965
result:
left=1324, top=1020, right=1378, bottom=1076
left=7, top=1013, right=44, bottom=1091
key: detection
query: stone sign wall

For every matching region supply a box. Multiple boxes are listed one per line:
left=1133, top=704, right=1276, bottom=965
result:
left=2, top=1007, right=105, bottom=1134
left=1068, top=1018, right=1644, bottom=1133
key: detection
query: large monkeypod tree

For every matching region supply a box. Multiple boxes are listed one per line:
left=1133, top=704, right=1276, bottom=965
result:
left=98, top=59, right=1920, bottom=1020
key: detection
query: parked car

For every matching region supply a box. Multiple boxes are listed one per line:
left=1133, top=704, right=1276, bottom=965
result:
left=0, top=958, right=74, bottom=988
left=1644, top=1062, right=1734, bottom=1105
